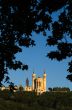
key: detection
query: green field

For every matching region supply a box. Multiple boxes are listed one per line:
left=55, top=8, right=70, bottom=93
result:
left=0, top=90, right=72, bottom=110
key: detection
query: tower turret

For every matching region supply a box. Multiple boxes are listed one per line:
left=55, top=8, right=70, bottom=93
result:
left=43, top=71, right=46, bottom=92
left=26, top=78, right=29, bottom=87
left=32, top=72, right=36, bottom=90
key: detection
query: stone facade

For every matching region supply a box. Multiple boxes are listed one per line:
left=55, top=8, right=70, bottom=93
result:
left=25, top=72, right=46, bottom=94
left=0, top=72, right=46, bottom=95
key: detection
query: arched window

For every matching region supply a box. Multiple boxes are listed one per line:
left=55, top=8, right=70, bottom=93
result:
left=39, top=81, right=41, bottom=87
left=37, top=81, right=38, bottom=87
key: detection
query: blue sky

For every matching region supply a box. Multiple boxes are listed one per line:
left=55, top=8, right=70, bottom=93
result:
left=5, top=32, right=72, bottom=90
left=2, top=9, right=72, bottom=90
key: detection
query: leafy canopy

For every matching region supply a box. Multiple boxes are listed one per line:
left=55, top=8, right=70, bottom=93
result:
left=46, top=0, right=72, bottom=81
left=0, top=0, right=52, bottom=84
left=0, top=0, right=72, bottom=84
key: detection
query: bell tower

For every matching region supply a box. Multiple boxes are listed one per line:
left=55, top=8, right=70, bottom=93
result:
left=43, top=71, right=46, bottom=92
left=32, top=72, right=36, bottom=90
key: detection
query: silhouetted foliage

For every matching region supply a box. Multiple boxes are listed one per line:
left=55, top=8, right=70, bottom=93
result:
left=19, top=85, right=23, bottom=92
left=0, top=0, right=52, bottom=83
left=48, top=87, right=53, bottom=92
left=0, top=90, right=72, bottom=110
left=0, top=0, right=72, bottom=83
left=46, top=0, right=72, bottom=81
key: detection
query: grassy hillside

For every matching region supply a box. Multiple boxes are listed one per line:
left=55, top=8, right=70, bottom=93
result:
left=0, top=90, right=72, bottom=110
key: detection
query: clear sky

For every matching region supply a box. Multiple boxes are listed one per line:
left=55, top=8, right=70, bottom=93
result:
left=5, top=31, right=72, bottom=91
left=3, top=9, right=72, bottom=90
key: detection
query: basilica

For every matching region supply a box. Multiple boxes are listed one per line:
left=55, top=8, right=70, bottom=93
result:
left=0, top=72, right=46, bottom=95
left=24, top=72, right=46, bottom=94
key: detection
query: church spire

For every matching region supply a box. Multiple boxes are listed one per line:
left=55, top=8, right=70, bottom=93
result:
left=43, top=69, right=46, bottom=74
left=26, top=78, right=29, bottom=87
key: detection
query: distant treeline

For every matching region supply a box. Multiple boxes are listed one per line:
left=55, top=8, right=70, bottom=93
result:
left=0, top=89, right=72, bottom=110
left=48, top=87, right=70, bottom=92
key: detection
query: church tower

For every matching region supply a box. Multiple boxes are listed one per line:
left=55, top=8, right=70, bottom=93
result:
left=32, top=72, right=36, bottom=90
left=43, top=71, right=46, bottom=92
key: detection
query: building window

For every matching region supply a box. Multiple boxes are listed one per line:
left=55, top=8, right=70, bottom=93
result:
left=39, top=81, right=41, bottom=87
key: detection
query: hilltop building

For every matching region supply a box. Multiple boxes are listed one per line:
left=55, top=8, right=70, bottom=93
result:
left=0, top=72, right=47, bottom=95
left=24, top=72, right=46, bottom=94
